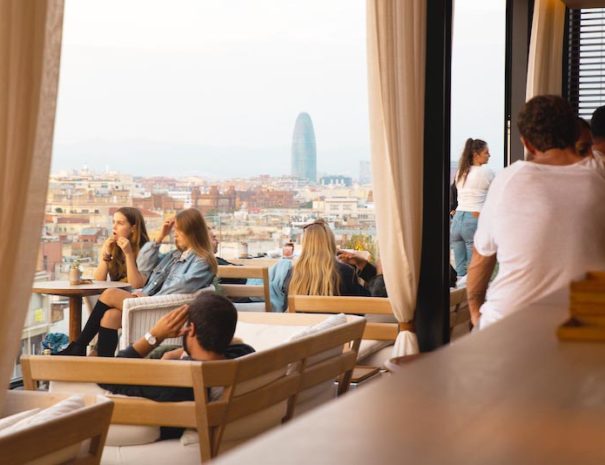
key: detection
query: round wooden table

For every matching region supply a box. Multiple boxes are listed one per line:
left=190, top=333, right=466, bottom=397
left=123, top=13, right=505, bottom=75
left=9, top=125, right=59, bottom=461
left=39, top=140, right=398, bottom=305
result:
left=31, top=281, right=131, bottom=341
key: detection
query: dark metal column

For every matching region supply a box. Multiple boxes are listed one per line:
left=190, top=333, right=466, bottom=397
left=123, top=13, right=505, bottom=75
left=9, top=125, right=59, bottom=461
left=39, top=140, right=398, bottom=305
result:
left=415, top=0, right=452, bottom=352
left=505, top=0, right=534, bottom=166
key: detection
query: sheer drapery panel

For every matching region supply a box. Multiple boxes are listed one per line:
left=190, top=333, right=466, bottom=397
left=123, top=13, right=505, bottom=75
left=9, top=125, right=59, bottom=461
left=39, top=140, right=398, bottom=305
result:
left=0, top=0, right=63, bottom=408
left=366, top=0, right=425, bottom=355
left=526, top=0, right=566, bottom=100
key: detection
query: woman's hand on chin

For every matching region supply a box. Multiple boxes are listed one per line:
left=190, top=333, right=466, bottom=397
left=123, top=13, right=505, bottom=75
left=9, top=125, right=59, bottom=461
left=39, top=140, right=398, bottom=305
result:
left=116, top=236, right=133, bottom=256
left=102, top=236, right=116, bottom=256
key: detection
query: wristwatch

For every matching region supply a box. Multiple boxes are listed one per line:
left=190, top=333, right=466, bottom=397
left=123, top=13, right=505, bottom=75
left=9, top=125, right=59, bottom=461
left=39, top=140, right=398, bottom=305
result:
left=144, top=332, right=158, bottom=346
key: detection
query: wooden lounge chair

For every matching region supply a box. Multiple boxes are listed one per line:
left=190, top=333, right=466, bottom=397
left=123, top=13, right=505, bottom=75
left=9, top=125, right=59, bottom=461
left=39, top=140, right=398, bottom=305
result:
left=21, top=313, right=365, bottom=464
left=0, top=390, right=113, bottom=465
left=449, top=287, right=470, bottom=339
left=287, top=295, right=411, bottom=376
left=218, top=265, right=271, bottom=312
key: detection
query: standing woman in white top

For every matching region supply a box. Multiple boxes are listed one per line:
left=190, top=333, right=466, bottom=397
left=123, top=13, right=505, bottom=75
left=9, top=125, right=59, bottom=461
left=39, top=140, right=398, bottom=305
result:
left=451, top=138, right=495, bottom=277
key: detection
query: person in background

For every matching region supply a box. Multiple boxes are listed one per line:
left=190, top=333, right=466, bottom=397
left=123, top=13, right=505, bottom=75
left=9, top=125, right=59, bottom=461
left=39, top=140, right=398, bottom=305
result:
left=590, top=105, right=605, bottom=160
left=336, top=250, right=386, bottom=297
left=209, top=228, right=246, bottom=285
left=93, top=207, right=150, bottom=288
left=98, top=294, right=254, bottom=438
left=582, top=106, right=605, bottom=172
left=283, top=220, right=369, bottom=309
left=467, top=95, right=605, bottom=329
left=59, top=208, right=217, bottom=357
left=450, top=138, right=495, bottom=281
left=268, top=242, right=296, bottom=311
left=282, top=242, right=295, bottom=258
left=575, top=117, right=593, bottom=158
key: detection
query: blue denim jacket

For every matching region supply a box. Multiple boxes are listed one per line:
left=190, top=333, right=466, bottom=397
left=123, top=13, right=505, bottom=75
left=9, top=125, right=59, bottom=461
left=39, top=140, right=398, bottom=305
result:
left=137, top=242, right=214, bottom=296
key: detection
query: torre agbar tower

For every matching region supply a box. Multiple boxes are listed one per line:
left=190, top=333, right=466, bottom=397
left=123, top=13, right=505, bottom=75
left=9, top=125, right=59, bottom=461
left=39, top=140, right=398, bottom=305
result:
left=291, top=112, right=317, bottom=182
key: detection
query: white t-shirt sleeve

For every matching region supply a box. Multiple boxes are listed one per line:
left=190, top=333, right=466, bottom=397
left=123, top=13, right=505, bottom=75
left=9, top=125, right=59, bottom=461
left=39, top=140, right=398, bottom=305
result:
left=479, top=166, right=495, bottom=189
left=473, top=172, right=500, bottom=256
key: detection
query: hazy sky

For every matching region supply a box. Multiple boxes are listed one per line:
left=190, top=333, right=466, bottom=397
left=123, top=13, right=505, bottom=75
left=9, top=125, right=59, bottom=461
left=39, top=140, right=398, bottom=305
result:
left=451, top=0, right=506, bottom=172
left=52, top=0, right=506, bottom=179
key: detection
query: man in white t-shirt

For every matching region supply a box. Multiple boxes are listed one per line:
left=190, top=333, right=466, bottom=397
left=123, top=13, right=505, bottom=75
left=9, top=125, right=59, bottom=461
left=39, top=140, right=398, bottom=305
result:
left=467, top=95, right=605, bottom=329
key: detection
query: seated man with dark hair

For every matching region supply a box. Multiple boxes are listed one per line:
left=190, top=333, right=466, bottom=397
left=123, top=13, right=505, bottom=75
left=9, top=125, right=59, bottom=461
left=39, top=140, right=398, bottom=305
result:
left=98, top=294, right=254, bottom=403
left=467, top=95, right=605, bottom=329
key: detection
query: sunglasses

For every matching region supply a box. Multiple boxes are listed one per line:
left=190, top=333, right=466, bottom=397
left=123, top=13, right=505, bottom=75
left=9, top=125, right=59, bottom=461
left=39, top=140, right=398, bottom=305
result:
left=302, top=220, right=328, bottom=231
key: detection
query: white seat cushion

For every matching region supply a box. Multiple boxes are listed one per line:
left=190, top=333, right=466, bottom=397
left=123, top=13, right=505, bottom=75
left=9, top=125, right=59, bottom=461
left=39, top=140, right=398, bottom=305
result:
left=102, top=439, right=200, bottom=465
left=357, top=339, right=393, bottom=361
left=357, top=343, right=394, bottom=367
left=0, top=408, right=40, bottom=431
left=0, top=395, right=86, bottom=465
left=233, top=302, right=267, bottom=312
left=0, top=395, right=84, bottom=436
left=234, top=321, right=307, bottom=351
left=294, top=381, right=337, bottom=417
left=50, top=381, right=161, bottom=446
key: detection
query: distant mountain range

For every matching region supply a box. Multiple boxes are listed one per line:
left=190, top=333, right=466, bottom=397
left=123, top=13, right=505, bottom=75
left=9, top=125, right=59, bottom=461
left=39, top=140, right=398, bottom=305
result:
left=51, top=140, right=367, bottom=179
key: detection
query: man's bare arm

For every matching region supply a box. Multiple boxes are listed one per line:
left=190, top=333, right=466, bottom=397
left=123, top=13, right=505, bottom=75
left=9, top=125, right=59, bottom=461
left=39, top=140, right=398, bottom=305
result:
left=466, top=247, right=497, bottom=326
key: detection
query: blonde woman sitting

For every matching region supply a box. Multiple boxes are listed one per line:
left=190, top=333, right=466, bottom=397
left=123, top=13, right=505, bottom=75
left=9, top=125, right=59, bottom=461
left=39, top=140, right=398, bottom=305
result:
left=281, top=220, right=369, bottom=310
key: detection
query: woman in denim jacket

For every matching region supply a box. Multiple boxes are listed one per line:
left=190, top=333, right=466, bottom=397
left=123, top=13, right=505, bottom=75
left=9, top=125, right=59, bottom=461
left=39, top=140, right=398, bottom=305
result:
left=59, top=208, right=217, bottom=357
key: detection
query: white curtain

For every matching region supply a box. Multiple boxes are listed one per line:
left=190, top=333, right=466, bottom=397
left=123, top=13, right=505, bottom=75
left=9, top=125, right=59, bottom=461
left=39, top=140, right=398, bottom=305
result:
left=526, top=0, right=566, bottom=100
left=367, top=0, right=426, bottom=356
left=0, top=0, right=63, bottom=408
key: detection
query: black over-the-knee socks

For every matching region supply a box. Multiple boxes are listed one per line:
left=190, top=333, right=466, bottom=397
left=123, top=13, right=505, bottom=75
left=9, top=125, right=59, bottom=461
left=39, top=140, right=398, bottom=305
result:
left=57, top=300, right=111, bottom=355
left=97, top=327, right=119, bottom=357
left=77, top=300, right=111, bottom=347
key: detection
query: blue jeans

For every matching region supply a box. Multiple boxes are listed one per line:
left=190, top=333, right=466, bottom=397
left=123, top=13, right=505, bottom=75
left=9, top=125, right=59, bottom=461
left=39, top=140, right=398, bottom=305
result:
left=450, top=211, right=478, bottom=276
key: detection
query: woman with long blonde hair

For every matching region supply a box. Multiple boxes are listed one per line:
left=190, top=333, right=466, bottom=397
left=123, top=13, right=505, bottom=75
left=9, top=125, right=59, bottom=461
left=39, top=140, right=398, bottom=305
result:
left=285, top=220, right=368, bottom=307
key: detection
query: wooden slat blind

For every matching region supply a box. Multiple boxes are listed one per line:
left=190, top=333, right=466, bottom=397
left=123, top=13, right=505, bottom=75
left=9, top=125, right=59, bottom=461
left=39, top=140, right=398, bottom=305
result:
left=567, top=8, right=605, bottom=118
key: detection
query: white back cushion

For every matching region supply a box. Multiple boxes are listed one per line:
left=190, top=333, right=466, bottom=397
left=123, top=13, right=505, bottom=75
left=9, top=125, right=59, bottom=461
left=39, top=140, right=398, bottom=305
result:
left=0, top=395, right=84, bottom=436
left=50, top=381, right=161, bottom=446
left=0, top=409, right=40, bottom=431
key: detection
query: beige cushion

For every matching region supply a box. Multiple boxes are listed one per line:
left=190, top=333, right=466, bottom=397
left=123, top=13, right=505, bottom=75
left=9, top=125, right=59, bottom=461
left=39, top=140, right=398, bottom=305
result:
left=234, top=321, right=307, bottom=351
left=180, top=400, right=288, bottom=446
left=285, top=314, right=346, bottom=417
left=50, top=381, right=161, bottom=446
left=222, top=401, right=287, bottom=442
left=357, top=339, right=393, bottom=361
left=0, top=395, right=85, bottom=465
left=102, top=439, right=200, bottom=465
left=357, top=344, right=394, bottom=367
left=295, top=381, right=338, bottom=417
left=28, top=445, right=82, bottom=465
left=286, top=313, right=347, bottom=374
left=50, top=380, right=108, bottom=396
left=0, top=408, right=40, bottom=431
left=185, top=367, right=289, bottom=446
left=182, top=315, right=348, bottom=447
left=0, top=395, right=84, bottom=436
left=287, top=313, right=347, bottom=341
left=106, top=424, right=161, bottom=447
left=233, top=302, right=267, bottom=312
